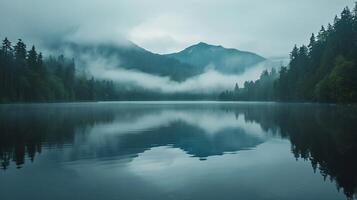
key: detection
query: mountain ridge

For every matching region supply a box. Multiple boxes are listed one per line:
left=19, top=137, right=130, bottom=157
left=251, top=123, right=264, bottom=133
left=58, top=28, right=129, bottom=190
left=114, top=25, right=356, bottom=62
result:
left=47, top=40, right=266, bottom=82
left=164, top=42, right=266, bottom=74
left=49, top=41, right=201, bottom=82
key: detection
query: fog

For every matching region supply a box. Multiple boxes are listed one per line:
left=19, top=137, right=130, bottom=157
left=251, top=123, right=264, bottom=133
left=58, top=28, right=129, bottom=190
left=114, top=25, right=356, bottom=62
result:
left=80, top=54, right=283, bottom=94
left=0, top=0, right=343, bottom=94
left=0, top=0, right=353, bottom=57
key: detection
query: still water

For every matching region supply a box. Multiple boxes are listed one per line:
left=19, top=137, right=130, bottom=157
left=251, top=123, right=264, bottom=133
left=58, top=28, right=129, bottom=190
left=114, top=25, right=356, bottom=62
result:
left=0, top=102, right=356, bottom=200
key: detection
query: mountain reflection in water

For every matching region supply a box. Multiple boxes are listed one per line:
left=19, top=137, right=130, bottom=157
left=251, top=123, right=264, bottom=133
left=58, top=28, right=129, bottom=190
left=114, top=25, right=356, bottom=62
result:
left=0, top=102, right=356, bottom=199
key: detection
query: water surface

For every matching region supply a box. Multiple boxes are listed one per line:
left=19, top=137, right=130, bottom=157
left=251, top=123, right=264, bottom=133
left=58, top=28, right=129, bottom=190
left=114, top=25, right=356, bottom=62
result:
left=0, top=102, right=356, bottom=200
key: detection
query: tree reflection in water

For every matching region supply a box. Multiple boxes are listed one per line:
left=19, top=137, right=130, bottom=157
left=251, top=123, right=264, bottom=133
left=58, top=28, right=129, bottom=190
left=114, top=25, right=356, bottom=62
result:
left=0, top=103, right=356, bottom=198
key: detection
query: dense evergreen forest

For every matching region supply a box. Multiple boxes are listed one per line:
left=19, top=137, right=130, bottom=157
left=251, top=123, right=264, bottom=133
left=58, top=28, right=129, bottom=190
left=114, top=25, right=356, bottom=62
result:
left=1, top=4, right=356, bottom=103
left=0, top=39, right=118, bottom=102
left=220, top=4, right=357, bottom=103
left=219, top=68, right=278, bottom=101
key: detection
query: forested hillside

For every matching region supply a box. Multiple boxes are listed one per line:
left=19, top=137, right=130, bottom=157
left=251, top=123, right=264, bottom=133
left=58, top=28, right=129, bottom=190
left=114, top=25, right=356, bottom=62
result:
left=2, top=4, right=356, bottom=103
left=165, top=42, right=265, bottom=74
left=58, top=42, right=200, bottom=82
left=0, top=39, right=118, bottom=102
left=221, top=4, right=357, bottom=103
left=219, top=68, right=278, bottom=101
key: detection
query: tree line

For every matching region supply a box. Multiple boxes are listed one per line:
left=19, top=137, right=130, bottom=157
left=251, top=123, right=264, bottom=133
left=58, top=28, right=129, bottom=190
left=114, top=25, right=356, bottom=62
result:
left=220, top=4, right=357, bottom=103
left=0, top=38, right=118, bottom=102
left=219, top=68, right=278, bottom=101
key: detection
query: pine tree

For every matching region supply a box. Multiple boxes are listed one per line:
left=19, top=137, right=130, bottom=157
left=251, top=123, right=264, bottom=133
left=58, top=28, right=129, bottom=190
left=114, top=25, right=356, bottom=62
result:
left=327, top=23, right=334, bottom=33
left=234, top=83, right=239, bottom=92
left=14, top=39, right=27, bottom=63
left=290, top=45, right=299, bottom=61
left=2, top=38, right=12, bottom=56
left=27, top=45, right=37, bottom=72
left=317, top=26, right=327, bottom=42
left=308, top=33, right=316, bottom=54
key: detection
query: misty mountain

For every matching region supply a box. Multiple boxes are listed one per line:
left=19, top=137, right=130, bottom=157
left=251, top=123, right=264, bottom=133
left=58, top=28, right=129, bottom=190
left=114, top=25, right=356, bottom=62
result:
left=48, top=41, right=266, bottom=83
left=165, top=42, right=266, bottom=74
left=50, top=41, right=200, bottom=82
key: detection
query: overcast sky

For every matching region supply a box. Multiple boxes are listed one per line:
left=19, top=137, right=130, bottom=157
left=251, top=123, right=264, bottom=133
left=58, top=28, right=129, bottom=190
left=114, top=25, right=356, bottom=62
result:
left=0, top=0, right=354, bottom=57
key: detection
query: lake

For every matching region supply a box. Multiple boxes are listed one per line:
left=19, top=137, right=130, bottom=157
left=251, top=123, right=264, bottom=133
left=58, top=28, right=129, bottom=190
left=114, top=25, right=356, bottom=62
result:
left=0, top=102, right=356, bottom=200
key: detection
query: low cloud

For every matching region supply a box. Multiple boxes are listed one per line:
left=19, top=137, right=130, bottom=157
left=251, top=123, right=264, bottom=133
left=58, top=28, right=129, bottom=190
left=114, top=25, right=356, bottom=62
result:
left=1, top=0, right=353, bottom=57
left=77, top=54, right=281, bottom=94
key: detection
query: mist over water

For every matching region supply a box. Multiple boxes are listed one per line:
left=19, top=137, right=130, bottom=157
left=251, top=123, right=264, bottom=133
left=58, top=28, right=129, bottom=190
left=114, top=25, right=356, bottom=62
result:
left=75, top=52, right=285, bottom=94
left=1, top=1, right=356, bottom=200
left=0, top=102, right=355, bottom=200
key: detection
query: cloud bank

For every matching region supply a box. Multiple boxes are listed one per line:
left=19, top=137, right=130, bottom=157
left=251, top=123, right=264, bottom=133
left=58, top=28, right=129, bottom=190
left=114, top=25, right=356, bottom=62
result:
left=0, top=0, right=354, bottom=57
left=80, top=54, right=282, bottom=94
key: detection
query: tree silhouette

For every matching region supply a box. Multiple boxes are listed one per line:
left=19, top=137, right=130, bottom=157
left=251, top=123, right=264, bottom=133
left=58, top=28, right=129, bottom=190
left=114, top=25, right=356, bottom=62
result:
left=222, top=4, right=357, bottom=103
left=0, top=38, right=122, bottom=102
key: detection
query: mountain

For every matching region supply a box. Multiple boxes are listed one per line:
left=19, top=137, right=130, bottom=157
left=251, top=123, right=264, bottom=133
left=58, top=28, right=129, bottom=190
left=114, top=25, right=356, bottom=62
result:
left=48, top=41, right=265, bottom=82
left=165, top=42, right=266, bottom=74
left=48, top=41, right=200, bottom=82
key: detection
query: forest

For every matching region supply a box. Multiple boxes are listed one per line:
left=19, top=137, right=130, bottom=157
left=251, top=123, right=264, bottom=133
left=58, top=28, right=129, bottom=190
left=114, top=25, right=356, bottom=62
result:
left=0, top=39, right=118, bottom=102
left=220, top=4, right=357, bottom=103
left=1, top=4, right=357, bottom=103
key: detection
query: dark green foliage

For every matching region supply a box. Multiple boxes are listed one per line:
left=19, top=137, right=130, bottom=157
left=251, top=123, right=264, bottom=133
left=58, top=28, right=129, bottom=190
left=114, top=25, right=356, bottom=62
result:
left=0, top=38, right=119, bottom=102
left=221, top=4, right=357, bottom=104
left=276, top=5, right=357, bottom=103
left=0, top=39, right=215, bottom=102
left=219, top=68, right=278, bottom=101
left=315, top=56, right=357, bottom=102
left=166, top=42, right=265, bottom=74
left=63, top=42, right=199, bottom=82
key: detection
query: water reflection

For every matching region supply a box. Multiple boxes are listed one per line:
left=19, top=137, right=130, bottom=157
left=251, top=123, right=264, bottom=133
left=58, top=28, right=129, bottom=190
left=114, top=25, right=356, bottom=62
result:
left=0, top=102, right=356, bottom=199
